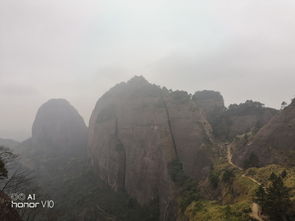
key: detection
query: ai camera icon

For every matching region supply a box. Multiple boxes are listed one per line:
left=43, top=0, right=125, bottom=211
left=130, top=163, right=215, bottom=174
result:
left=10, top=193, right=26, bottom=201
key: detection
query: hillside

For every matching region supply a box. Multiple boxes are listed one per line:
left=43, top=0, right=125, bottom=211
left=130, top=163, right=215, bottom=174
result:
left=233, top=99, right=295, bottom=168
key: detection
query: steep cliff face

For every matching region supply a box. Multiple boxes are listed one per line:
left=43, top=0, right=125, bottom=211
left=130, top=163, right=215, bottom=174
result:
left=88, top=76, right=213, bottom=218
left=163, top=90, right=213, bottom=180
left=233, top=99, right=295, bottom=168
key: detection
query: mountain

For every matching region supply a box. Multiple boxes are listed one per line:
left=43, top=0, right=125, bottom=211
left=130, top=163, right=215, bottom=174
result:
left=31, top=99, right=88, bottom=154
left=14, top=99, right=90, bottom=220
left=233, top=99, right=295, bottom=168
left=4, top=76, right=294, bottom=221
left=0, top=138, right=19, bottom=149
left=16, top=99, right=88, bottom=182
left=88, top=76, right=214, bottom=219
left=192, top=90, right=225, bottom=118
left=196, top=98, right=278, bottom=139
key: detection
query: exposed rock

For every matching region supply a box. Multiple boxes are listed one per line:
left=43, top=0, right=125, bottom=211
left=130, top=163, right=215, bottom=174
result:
left=88, top=76, right=213, bottom=219
left=233, top=99, right=295, bottom=168
left=192, top=90, right=225, bottom=117
left=163, top=90, right=213, bottom=180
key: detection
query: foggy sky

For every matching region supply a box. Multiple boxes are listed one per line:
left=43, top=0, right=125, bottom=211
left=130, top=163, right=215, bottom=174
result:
left=1, top=0, right=295, bottom=141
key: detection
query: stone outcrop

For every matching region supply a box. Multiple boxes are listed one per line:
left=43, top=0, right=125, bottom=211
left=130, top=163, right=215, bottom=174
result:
left=233, top=99, right=295, bottom=168
left=88, top=76, right=213, bottom=219
left=192, top=90, right=225, bottom=117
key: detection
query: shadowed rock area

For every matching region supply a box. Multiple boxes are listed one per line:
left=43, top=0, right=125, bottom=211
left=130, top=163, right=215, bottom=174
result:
left=233, top=99, right=295, bottom=168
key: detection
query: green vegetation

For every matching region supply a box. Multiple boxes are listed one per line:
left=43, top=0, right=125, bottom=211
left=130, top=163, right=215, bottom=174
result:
left=171, top=90, right=190, bottom=103
left=172, top=150, right=257, bottom=220
left=177, top=143, right=263, bottom=221
left=221, top=169, right=235, bottom=184
left=246, top=164, right=295, bottom=198
left=0, top=147, right=8, bottom=179
left=227, top=100, right=265, bottom=115
left=243, top=152, right=260, bottom=168
left=168, top=159, right=187, bottom=185
left=168, top=159, right=199, bottom=212
left=211, top=100, right=277, bottom=139
left=209, top=171, right=219, bottom=189
left=253, top=172, right=294, bottom=221
left=0, top=159, right=7, bottom=179
left=184, top=200, right=252, bottom=221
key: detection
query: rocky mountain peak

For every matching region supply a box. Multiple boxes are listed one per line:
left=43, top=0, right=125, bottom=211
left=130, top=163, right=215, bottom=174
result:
left=31, top=98, right=87, bottom=150
left=192, top=90, right=225, bottom=113
left=127, top=75, right=149, bottom=86
left=88, top=77, right=213, bottom=219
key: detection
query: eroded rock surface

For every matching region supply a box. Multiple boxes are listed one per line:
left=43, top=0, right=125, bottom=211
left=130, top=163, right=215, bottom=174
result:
left=88, top=76, right=213, bottom=219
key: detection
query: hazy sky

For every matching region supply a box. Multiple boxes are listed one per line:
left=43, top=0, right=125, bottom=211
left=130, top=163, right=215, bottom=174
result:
left=1, top=0, right=295, bottom=140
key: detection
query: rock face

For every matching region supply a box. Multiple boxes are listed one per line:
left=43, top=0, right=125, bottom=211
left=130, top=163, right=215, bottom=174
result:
left=233, top=99, right=295, bottom=168
left=88, top=76, right=213, bottom=219
left=31, top=99, right=87, bottom=155
left=192, top=90, right=225, bottom=117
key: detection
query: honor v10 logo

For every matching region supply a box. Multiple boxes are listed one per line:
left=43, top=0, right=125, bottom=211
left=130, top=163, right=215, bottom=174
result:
left=10, top=193, right=55, bottom=209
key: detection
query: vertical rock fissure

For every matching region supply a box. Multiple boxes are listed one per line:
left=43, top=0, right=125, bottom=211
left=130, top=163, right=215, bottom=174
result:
left=115, top=118, right=126, bottom=190
left=161, top=95, right=178, bottom=158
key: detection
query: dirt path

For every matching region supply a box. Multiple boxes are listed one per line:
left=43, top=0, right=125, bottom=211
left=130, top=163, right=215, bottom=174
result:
left=242, top=174, right=262, bottom=186
left=227, top=145, right=243, bottom=171
left=250, top=203, right=264, bottom=221
left=226, top=145, right=264, bottom=221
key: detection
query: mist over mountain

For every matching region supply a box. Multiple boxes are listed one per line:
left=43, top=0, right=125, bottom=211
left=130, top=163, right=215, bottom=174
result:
left=0, top=138, right=19, bottom=149
left=31, top=99, right=88, bottom=154
left=1, top=76, right=295, bottom=221
left=1, top=1, right=295, bottom=220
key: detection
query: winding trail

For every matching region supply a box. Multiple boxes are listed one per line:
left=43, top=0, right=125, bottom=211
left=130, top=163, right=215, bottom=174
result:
left=226, top=145, right=264, bottom=221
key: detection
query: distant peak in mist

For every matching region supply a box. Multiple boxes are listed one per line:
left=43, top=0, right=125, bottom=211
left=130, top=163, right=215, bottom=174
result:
left=127, top=75, right=149, bottom=85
